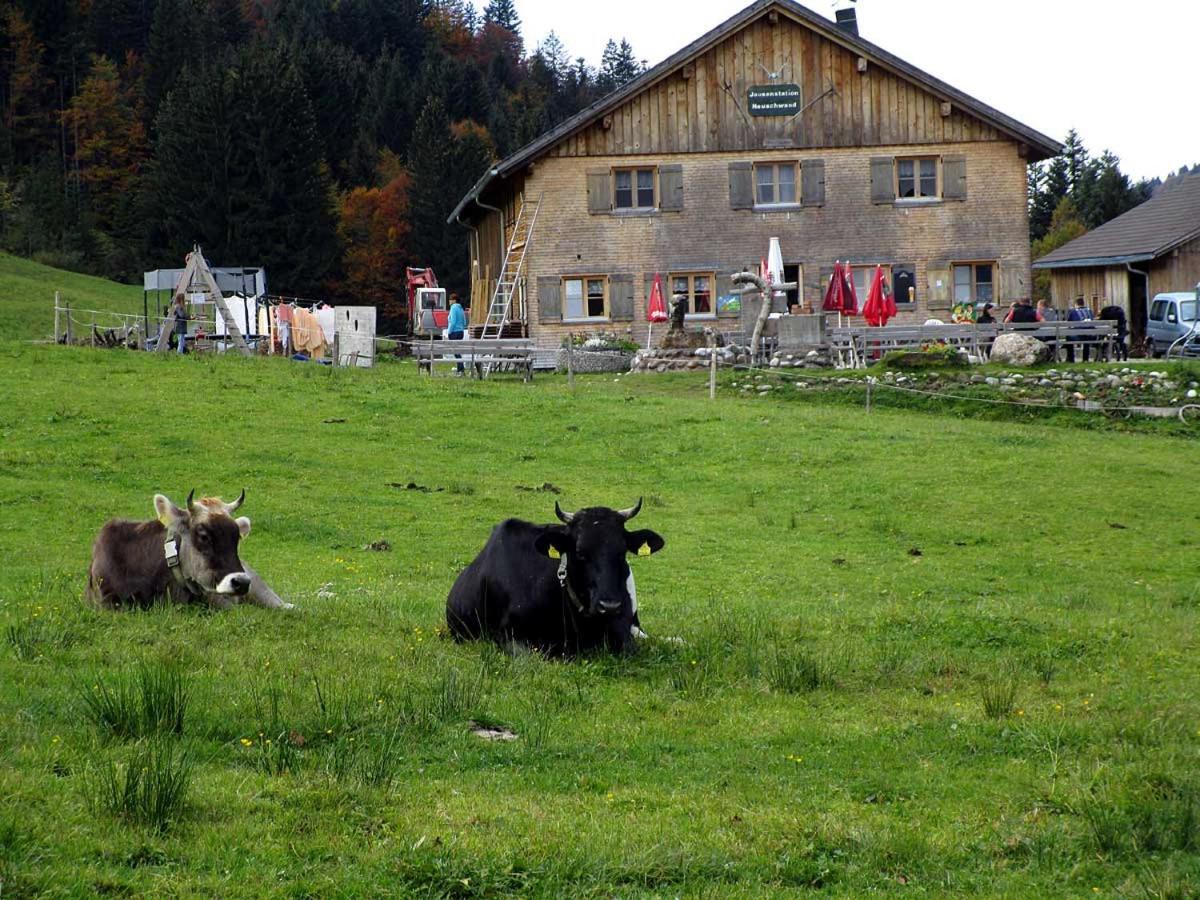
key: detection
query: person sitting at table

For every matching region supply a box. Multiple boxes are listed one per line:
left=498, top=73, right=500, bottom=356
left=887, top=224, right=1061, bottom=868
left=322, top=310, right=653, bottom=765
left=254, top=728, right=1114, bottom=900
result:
left=1066, top=297, right=1093, bottom=362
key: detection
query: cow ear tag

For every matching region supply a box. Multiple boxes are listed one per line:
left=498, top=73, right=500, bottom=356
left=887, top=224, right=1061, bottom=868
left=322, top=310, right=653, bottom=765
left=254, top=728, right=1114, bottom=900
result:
left=638, top=543, right=652, bottom=557
left=547, top=546, right=560, bottom=559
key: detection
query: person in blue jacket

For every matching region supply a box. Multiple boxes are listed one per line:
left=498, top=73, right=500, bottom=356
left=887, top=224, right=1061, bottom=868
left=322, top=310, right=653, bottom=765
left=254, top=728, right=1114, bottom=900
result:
left=447, top=292, right=467, bottom=374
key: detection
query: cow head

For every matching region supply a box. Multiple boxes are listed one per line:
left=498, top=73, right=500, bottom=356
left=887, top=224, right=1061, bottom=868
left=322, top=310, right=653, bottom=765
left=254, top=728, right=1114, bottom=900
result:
left=154, top=490, right=252, bottom=600
left=534, top=498, right=664, bottom=617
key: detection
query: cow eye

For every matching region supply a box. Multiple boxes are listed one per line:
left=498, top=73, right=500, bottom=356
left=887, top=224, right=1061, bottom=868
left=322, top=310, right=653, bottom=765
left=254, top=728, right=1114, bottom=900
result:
left=193, top=530, right=209, bottom=547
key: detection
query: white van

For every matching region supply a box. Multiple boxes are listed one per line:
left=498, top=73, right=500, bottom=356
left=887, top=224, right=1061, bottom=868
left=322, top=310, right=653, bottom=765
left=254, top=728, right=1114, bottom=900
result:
left=1146, top=290, right=1200, bottom=355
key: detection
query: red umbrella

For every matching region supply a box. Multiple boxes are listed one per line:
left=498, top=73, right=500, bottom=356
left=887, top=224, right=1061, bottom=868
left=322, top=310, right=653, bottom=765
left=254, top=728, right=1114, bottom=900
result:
left=862, top=265, right=897, bottom=326
left=645, top=273, right=668, bottom=348
left=840, top=261, right=859, bottom=317
left=822, top=261, right=845, bottom=313
left=646, top=273, right=669, bottom=323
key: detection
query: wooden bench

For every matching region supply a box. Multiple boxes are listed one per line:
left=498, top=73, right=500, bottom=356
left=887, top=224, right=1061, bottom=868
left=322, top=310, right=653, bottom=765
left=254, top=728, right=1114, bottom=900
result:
left=414, top=338, right=535, bottom=381
left=829, top=321, right=1117, bottom=365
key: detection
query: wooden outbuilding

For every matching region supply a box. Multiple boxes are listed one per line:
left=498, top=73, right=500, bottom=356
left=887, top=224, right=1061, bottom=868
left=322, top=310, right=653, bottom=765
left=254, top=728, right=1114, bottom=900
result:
left=450, top=0, right=1061, bottom=348
left=1033, top=176, right=1200, bottom=341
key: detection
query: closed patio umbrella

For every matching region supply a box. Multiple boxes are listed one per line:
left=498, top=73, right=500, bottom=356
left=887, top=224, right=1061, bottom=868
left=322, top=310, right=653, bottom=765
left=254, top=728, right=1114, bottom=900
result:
left=646, top=272, right=668, bottom=348
left=862, top=265, right=896, bottom=327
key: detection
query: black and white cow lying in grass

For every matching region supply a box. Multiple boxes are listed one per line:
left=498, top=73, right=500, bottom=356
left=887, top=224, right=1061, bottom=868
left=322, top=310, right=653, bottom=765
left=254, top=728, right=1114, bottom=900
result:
left=446, top=499, right=665, bottom=655
left=86, top=490, right=291, bottom=611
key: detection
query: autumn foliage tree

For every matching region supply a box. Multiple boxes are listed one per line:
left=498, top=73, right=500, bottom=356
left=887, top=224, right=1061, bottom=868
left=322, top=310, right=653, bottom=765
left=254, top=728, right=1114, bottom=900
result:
left=334, top=167, right=412, bottom=334
left=63, top=54, right=146, bottom=234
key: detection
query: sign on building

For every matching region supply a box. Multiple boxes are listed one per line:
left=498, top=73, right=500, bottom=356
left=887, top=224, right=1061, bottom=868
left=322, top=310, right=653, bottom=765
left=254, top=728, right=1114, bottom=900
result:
left=748, top=84, right=802, bottom=117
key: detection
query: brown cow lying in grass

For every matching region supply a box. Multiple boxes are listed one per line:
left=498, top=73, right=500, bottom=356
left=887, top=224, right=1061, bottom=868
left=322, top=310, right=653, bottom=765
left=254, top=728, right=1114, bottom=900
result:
left=86, top=490, right=292, bottom=611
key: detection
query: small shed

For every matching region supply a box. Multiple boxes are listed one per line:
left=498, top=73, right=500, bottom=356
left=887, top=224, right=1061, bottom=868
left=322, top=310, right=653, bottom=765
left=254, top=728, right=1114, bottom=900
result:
left=1033, top=176, right=1200, bottom=340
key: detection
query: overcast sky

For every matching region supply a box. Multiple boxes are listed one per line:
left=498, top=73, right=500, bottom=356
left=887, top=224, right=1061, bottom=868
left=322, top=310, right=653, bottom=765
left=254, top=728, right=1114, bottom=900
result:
left=472, top=0, right=1200, bottom=182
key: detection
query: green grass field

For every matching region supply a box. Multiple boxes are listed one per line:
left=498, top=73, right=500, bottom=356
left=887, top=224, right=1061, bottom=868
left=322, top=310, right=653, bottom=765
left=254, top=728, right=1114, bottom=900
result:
left=1, top=338, right=1198, bottom=897
left=0, top=251, right=144, bottom=343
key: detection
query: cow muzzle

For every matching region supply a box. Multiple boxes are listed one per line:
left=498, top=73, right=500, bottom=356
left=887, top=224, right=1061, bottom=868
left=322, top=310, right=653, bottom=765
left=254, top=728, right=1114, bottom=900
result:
left=595, top=598, right=623, bottom=616
left=215, top=572, right=252, bottom=596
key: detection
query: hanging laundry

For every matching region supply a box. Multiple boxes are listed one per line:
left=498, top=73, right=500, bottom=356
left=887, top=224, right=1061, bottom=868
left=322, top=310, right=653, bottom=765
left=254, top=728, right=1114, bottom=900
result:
left=291, top=306, right=327, bottom=359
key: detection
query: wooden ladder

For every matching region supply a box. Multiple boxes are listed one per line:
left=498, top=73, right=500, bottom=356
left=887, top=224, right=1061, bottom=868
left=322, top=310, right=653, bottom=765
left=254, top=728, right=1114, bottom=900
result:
left=155, top=246, right=252, bottom=356
left=480, top=193, right=542, bottom=340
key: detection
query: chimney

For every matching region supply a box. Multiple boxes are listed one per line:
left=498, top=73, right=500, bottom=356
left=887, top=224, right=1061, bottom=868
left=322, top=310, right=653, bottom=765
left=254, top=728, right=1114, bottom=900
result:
left=835, top=7, right=859, bottom=37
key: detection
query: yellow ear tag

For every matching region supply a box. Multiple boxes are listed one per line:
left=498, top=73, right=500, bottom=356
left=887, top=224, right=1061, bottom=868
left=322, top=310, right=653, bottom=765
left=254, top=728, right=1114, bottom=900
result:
left=547, top=547, right=560, bottom=559
left=638, top=543, right=652, bottom=557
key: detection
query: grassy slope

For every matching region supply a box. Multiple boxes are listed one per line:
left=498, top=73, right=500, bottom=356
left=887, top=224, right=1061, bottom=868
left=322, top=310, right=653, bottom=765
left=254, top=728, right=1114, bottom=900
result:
left=0, top=346, right=1198, bottom=897
left=0, top=251, right=144, bottom=342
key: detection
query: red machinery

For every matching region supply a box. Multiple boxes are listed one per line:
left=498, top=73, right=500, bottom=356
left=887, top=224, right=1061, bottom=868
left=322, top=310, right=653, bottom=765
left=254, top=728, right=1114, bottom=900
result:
left=407, top=267, right=448, bottom=337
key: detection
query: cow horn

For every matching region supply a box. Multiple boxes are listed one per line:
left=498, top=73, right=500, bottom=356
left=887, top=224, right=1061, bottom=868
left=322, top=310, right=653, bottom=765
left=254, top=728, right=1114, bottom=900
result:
left=186, top=489, right=197, bottom=515
left=554, top=501, right=575, bottom=524
left=617, top=498, right=643, bottom=521
left=226, top=488, right=245, bottom=514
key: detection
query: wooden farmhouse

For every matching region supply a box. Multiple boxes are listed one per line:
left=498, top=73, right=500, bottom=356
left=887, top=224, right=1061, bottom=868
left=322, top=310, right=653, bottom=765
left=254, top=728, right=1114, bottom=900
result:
left=450, top=0, right=1061, bottom=347
left=1033, top=175, right=1200, bottom=341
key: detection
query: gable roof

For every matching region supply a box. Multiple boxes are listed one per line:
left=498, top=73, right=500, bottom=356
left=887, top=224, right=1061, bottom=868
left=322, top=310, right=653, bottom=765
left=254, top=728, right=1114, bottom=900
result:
left=1033, top=175, right=1200, bottom=269
left=450, top=0, right=1062, bottom=223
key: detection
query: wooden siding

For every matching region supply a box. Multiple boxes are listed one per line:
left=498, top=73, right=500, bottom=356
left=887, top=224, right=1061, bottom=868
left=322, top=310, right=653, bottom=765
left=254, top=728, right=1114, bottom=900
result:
left=552, top=14, right=1000, bottom=159
left=1045, top=237, right=1200, bottom=324
left=1153, top=235, right=1200, bottom=297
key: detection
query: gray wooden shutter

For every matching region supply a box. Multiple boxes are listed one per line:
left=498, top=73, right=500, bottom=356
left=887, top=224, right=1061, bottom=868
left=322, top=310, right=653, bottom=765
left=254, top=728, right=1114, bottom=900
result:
left=801, top=159, right=825, bottom=206
left=729, top=162, right=753, bottom=209
left=926, top=263, right=952, bottom=310
left=943, top=155, right=967, bottom=201
left=1000, top=264, right=1025, bottom=301
left=659, top=165, right=684, bottom=211
left=870, top=157, right=895, bottom=204
left=716, top=272, right=737, bottom=318
left=537, top=277, right=562, bottom=322
left=587, top=169, right=612, bottom=214
left=609, top=274, right=635, bottom=320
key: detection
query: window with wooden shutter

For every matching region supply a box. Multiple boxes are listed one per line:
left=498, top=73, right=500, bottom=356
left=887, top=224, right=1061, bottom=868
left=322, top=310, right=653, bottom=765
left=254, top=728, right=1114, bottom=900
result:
left=669, top=272, right=716, bottom=317
left=801, top=159, right=825, bottom=206
left=609, top=274, right=635, bottom=320
left=752, top=162, right=798, bottom=206
left=943, top=156, right=967, bottom=201
left=895, top=156, right=939, bottom=200
left=613, top=167, right=657, bottom=209
left=729, top=162, right=754, bottom=209
left=562, top=275, right=609, bottom=321
left=658, top=165, right=683, bottom=211
left=951, top=262, right=996, bottom=305
left=587, top=170, right=612, bottom=214
left=870, top=157, right=896, bottom=204
left=538, top=277, right=562, bottom=322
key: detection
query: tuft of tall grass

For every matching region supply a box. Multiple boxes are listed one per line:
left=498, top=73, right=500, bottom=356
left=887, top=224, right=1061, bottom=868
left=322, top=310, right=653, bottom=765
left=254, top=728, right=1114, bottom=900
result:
left=6, top=619, right=77, bottom=661
left=86, top=739, right=193, bottom=832
left=767, top=644, right=833, bottom=693
left=979, top=672, right=1019, bottom=720
left=251, top=731, right=303, bottom=777
left=78, top=661, right=189, bottom=739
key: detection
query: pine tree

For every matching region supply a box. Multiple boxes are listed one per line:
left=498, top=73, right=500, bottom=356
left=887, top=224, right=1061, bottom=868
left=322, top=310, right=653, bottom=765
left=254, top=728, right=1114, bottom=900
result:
left=1028, top=155, right=1069, bottom=242
left=483, top=0, right=520, bottom=34
left=406, top=97, right=459, bottom=288
left=145, top=45, right=337, bottom=293
left=1062, top=128, right=1089, bottom=197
